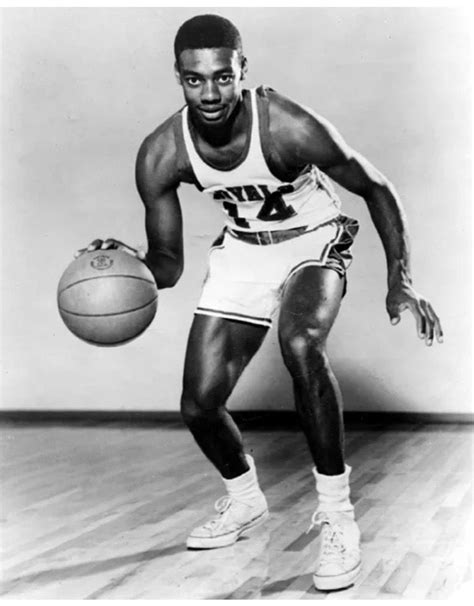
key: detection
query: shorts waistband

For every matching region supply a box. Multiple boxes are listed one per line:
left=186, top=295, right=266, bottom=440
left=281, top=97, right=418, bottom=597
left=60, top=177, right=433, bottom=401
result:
left=227, top=222, right=331, bottom=246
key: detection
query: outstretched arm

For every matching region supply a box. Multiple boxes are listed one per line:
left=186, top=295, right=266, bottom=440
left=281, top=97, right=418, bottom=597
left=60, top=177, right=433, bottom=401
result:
left=279, top=100, right=443, bottom=345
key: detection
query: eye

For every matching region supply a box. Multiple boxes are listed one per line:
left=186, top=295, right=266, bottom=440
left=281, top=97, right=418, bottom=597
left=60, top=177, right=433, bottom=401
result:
left=185, top=77, right=200, bottom=87
left=217, top=74, right=234, bottom=84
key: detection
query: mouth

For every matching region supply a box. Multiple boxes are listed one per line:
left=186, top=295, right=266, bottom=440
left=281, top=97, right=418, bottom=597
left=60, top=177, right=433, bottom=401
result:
left=198, top=106, right=226, bottom=121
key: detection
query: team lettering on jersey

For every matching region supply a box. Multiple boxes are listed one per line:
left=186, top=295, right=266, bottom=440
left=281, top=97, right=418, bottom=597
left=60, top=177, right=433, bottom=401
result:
left=213, top=183, right=297, bottom=226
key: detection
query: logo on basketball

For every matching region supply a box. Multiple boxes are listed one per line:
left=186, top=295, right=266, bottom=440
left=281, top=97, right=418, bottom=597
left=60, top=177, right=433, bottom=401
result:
left=91, top=254, right=114, bottom=270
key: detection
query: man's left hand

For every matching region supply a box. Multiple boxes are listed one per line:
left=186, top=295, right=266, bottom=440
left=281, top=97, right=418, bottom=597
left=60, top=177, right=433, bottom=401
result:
left=386, top=283, right=443, bottom=346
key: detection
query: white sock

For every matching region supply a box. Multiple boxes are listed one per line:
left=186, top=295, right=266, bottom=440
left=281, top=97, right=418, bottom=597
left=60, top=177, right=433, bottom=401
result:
left=222, top=454, right=264, bottom=502
left=313, top=464, right=354, bottom=516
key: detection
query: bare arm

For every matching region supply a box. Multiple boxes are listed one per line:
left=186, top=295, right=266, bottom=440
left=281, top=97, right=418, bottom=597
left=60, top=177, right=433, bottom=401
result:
left=321, top=144, right=411, bottom=291
left=135, top=130, right=184, bottom=289
left=76, top=118, right=185, bottom=290
left=271, top=95, right=442, bottom=345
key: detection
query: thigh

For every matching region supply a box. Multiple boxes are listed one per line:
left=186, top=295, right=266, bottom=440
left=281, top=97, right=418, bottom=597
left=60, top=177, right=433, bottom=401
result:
left=183, top=314, right=268, bottom=407
left=279, top=266, right=345, bottom=341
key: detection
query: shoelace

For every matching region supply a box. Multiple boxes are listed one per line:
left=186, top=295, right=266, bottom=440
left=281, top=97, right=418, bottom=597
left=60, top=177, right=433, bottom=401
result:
left=201, top=496, right=232, bottom=530
left=306, top=512, right=346, bottom=559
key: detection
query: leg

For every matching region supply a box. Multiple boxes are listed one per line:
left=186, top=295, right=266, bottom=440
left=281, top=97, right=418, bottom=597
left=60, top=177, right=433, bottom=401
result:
left=181, top=313, right=267, bottom=479
left=278, top=266, right=361, bottom=590
left=182, top=314, right=270, bottom=549
left=278, top=266, right=346, bottom=475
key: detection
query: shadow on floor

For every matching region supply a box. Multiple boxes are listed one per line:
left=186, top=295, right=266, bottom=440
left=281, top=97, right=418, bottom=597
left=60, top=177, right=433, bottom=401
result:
left=0, top=543, right=184, bottom=595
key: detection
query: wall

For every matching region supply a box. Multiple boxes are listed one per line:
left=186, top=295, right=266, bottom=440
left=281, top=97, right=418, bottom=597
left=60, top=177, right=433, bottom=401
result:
left=1, top=8, right=471, bottom=413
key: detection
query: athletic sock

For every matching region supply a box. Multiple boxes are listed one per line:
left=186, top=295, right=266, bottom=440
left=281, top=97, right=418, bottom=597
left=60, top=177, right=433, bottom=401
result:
left=313, top=464, right=354, bottom=517
left=223, top=454, right=264, bottom=502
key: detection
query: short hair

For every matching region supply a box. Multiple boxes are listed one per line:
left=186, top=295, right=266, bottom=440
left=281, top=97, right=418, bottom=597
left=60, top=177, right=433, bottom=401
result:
left=174, top=14, right=243, bottom=62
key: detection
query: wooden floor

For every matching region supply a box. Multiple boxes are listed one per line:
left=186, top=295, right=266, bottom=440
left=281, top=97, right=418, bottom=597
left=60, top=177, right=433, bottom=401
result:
left=0, top=418, right=472, bottom=600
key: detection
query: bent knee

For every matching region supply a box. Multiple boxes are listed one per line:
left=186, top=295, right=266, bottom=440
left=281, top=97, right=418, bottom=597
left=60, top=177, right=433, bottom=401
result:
left=280, top=324, right=328, bottom=353
left=180, top=396, right=203, bottom=427
left=279, top=326, right=329, bottom=370
left=180, top=386, right=223, bottom=427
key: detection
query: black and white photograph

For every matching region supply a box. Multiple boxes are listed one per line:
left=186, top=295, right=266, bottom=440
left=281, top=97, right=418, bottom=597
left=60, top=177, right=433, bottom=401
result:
left=0, top=4, right=472, bottom=600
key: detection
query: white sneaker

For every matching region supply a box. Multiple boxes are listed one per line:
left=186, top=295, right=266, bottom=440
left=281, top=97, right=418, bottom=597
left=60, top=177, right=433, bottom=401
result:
left=186, top=494, right=269, bottom=549
left=309, top=511, right=362, bottom=591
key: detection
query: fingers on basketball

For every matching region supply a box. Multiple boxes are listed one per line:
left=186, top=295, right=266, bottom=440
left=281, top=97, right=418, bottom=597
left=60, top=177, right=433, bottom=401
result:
left=101, top=238, right=140, bottom=257
left=74, top=238, right=102, bottom=258
left=136, top=247, right=146, bottom=260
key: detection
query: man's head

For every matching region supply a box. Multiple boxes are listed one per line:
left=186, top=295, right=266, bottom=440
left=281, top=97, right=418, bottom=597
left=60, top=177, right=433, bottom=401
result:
left=174, top=14, right=243, bottom=63
left=174, top=15, right=248, bottom=129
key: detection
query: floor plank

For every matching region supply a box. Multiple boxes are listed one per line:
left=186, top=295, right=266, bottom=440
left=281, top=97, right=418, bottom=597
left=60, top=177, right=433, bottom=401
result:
left=0, top=420, right=472, bottom=599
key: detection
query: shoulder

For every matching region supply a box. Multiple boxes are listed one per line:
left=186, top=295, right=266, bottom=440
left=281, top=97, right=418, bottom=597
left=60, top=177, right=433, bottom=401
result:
left=260, top=86, right=352, bottom=168
left=136, top=113, right=181, bottom=188
left=263, top=87, right=337, bottom=141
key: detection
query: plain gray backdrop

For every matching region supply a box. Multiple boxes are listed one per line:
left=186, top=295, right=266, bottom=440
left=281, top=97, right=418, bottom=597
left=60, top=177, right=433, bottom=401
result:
left=0, top=7, right=471, bottom=414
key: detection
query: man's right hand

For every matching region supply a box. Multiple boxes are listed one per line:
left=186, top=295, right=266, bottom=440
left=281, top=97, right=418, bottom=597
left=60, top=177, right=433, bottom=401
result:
left=74, top=238, right=146, bottom=260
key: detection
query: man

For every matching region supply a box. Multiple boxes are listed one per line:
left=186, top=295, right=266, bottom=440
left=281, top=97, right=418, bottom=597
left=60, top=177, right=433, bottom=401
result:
left=82, top=14, right=443, bottom=591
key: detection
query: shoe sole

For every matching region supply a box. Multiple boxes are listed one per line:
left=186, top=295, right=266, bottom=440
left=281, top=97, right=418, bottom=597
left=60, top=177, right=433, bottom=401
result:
left=186, top=509, right=269, bottom=550
left=313, top=561, right=362, bottom=591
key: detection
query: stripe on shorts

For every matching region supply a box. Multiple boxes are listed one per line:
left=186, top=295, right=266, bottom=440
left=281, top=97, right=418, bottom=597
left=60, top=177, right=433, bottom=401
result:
left=284, top=260, right=348, bottom=289
left=321, top=222, right=344, bottom=262
left=195, top=307, right=272, bottom=328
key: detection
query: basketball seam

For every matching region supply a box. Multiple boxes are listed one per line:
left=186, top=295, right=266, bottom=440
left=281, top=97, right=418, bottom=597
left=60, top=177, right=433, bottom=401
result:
left=58, top=274, right=156, bottom=295
left=58, top=295, right=158, bottom=317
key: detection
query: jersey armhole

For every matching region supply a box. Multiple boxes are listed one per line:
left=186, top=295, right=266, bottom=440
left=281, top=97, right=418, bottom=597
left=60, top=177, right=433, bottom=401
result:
left=256, top=85, right=299, bottom=183
left=172, top=110, right=204, bottom=191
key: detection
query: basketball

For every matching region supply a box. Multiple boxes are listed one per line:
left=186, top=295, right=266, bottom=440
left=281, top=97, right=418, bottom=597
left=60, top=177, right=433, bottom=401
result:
left=57, top=249, right=158, bottom=346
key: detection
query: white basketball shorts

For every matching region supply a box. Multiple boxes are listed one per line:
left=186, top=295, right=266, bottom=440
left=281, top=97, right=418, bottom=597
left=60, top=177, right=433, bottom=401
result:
left=195, top=215, right=359, bottom=328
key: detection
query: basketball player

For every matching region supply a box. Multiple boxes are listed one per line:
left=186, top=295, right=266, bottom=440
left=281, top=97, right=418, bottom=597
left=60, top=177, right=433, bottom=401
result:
left=81, top=15, right=443, bottom=591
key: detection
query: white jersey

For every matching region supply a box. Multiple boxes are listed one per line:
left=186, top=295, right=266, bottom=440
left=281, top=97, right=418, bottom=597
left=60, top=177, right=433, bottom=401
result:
left=181, top=87, right=342, bottom=233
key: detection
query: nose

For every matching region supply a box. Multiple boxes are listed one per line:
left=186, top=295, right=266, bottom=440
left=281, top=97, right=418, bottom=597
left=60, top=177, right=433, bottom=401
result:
left=201, top=80, right=220, bottom=103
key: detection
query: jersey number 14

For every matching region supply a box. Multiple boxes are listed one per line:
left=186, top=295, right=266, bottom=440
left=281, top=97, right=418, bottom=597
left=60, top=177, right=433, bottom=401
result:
left=224, top=184, right=296, bottom=228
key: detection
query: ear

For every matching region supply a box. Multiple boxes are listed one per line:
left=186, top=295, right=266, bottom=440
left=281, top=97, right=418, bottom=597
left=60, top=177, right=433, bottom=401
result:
left=240, top=55, right=248, bottom=80
left=174, top=61, right=182, bottom=86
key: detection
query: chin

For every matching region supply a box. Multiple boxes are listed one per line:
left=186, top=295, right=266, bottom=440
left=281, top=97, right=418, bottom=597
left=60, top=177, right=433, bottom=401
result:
left=192, top=109, right=230, bottom=129
left=201, top=116, right=228, bottom=128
